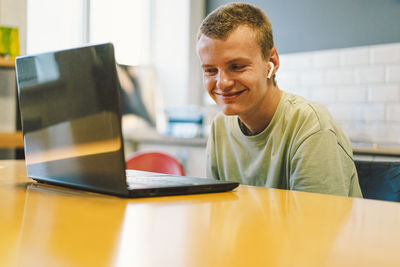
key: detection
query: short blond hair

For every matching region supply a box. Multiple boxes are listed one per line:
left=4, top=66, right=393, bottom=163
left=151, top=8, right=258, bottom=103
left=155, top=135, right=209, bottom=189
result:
left=198, top=2, right=274, bottom=60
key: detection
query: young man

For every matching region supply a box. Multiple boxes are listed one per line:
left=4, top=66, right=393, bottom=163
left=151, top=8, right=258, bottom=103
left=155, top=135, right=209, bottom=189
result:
left=196, top=3, right=362, bottom=197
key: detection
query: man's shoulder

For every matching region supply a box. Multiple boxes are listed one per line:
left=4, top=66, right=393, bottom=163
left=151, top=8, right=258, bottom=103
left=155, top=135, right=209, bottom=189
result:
left=281, top=92, right=352, bottom=154
left=209, top=112, right=237, bottom=137
left=283, top=92, right=325, bottom=115
left=281, top=92, right=333, bottom=131
left=212, top=112, right=236, bottom=127
left=213, top=111, right=225, bottom=122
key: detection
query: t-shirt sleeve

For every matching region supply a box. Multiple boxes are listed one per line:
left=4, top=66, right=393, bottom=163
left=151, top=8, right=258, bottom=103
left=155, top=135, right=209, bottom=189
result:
left=289, top=129, right=357, bottom=196
left=206, top=124, right=220, bottom=180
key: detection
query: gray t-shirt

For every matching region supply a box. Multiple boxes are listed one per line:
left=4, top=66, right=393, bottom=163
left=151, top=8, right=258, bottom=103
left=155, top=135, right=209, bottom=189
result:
left=206, top=91, right=362, bottom=197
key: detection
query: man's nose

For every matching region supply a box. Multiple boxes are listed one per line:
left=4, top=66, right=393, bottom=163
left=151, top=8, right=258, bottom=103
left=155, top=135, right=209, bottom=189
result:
left=216, top=71, right=234, bottom=90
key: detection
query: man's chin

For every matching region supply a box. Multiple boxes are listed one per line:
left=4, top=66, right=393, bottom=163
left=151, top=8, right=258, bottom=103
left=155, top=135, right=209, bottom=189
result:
left=220, top=105, right=240, bottom=116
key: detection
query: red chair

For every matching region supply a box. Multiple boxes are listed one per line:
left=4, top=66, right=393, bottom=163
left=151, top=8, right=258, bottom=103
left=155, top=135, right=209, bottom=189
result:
left=126, top=151, right=186, bottom=176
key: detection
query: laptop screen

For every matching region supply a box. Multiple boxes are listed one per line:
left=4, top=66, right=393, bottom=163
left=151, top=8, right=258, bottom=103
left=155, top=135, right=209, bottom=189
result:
left=15, top=43, right=129, bottom=196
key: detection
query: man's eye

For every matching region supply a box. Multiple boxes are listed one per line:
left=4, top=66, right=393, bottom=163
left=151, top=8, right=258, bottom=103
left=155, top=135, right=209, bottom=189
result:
left=204, top=68, right=217, bottom=75
left=231, top=64, right=246, bottom=71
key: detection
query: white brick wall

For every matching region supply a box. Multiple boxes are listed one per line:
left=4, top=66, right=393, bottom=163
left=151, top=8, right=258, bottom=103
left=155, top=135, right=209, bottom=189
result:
left=368, top=85, right=399, bottom=102
left=371, top=44, right=400, bottom=64
left=337, top=86, right=367, bottom=103
left=325, top=68, right=355, bottom=85
left=387, top=65, right=400, bottom=82
left=278, top=42, right=400, bottom=145
left=355, top=66, right=385, bottom=84
left=311, top=50, right=339, bottom=68
left=387, top=104, right=400, bottom=122
left=340, top=47, right=369, bottom=66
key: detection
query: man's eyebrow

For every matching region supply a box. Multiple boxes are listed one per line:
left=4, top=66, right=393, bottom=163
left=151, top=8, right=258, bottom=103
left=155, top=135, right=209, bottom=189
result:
left=227, top=58, right=250, bottom=64
left=202, top=58, right=250, bottom=68
left=201, top=64, right=215, bottom=68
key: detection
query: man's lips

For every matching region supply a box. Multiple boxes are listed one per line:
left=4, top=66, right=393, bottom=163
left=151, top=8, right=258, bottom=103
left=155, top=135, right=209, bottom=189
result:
left=215, top=89, right=246, bottom=101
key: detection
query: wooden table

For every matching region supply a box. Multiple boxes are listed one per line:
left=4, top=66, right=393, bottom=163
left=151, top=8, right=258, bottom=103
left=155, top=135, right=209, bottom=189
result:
left=0, top=131, right=23, bottom=148
left=0, top=57, right=15, bottom=68
left=1, top=160, right=400, bottom=267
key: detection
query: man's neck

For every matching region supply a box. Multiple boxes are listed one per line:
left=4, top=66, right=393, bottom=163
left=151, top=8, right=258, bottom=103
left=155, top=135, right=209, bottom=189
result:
left=239, top=86, right=282, bottom=136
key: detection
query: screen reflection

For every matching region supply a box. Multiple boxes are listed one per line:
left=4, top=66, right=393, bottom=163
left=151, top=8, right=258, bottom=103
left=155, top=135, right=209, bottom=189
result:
left=16, top=43, right=128, bottom=195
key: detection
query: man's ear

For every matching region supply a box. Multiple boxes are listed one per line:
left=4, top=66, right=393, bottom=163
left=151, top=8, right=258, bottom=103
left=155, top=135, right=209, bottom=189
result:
left=267, top=62, right=274, bottom=79
left=269, top=46, right=280, bottom=74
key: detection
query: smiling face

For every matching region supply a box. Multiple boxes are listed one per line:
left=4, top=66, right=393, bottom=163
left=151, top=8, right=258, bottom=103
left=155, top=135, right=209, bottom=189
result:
left=197, top=25, right=273, bottom=118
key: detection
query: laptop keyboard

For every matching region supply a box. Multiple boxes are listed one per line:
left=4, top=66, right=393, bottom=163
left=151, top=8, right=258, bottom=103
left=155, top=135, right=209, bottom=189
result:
left=127, top=171, right=197, bottom=189
left=126, top=170, right=218, bottom=189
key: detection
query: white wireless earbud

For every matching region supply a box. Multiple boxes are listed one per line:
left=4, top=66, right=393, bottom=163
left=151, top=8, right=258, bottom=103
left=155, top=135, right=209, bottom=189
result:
left=267, top=62, right=274, bottom=79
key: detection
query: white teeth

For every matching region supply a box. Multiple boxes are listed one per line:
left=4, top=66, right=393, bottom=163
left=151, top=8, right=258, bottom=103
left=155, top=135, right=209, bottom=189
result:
left=217, top=91, right=242, bottom=96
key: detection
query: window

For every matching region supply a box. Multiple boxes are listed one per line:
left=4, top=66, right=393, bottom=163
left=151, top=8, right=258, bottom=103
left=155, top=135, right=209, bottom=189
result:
left=26, top=0, right=204, bottom=108
left=27, top=0, right=150, bottom=65
left=90, top=0, right=150, bottom=65
left=27, top=0, right=86, bottom=54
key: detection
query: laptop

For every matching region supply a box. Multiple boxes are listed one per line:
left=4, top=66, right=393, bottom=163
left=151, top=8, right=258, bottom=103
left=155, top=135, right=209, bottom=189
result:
left=15, top=43, right=239, bottom=198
